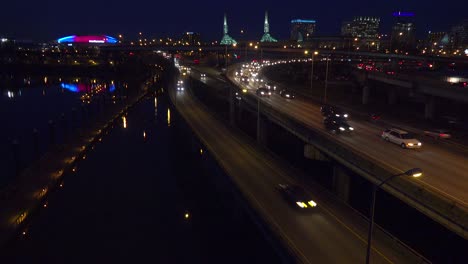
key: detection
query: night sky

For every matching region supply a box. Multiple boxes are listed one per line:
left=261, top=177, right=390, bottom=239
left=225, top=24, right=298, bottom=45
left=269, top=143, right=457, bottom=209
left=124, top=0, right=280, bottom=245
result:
left=0, top=0, right=466, bottom=42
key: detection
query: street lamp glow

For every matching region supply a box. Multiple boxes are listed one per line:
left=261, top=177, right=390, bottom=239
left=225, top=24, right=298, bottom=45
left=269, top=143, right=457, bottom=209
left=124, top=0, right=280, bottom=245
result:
left=314, top=51, right=319, bottom=55
left=304, top=50, right=309, bottom=55
left=249, top=42, right=253, bottom=47
left=366, top=168, right=423, bottom=264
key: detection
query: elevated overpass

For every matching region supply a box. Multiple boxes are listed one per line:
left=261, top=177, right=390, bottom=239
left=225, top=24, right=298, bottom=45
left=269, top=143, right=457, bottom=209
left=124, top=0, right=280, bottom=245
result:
left=168, top=66, right=429, bottom=263
left=206, top=64, right=468, bottom=240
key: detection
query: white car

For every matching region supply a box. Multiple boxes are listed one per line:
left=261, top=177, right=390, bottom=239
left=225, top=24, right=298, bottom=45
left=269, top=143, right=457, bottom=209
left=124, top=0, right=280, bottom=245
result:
left=381, top=128, right=422, bottom=149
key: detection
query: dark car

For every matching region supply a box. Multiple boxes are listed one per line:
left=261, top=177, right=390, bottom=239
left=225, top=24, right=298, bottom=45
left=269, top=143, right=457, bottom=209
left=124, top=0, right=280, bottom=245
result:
left=279, top=89, right=295, bottom=99
left=277, top=184, right=317, bottom=209
left=324, top=117, right=354, bottom=133
left=320, top=104, right=349, bottom=119
left=256, top=87, right=272, bottom=97
left=265, top=82, right=277, bottom=91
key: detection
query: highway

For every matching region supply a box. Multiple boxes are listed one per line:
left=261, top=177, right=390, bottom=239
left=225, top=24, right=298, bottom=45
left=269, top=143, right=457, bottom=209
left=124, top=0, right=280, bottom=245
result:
left=170, top=70, right=427, bottom=263
left=220, top=66, right=468, bottom=208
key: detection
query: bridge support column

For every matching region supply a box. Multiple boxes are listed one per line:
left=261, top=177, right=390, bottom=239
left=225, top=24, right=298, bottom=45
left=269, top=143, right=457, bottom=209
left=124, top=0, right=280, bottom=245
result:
left=333, top=165, right=350, bottom=203
left=256, top=101, right=267, bottom=145
left=304, top=144, right=328, bottom=161
left=424, top=95, right=435, bottom=119
left=362, top=84, right=370, bottom=105
left=388, top=88, right=397, bottom=105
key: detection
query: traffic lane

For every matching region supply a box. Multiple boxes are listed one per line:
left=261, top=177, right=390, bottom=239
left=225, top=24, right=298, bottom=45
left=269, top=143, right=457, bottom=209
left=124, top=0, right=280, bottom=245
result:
left=173, top=88, right=395, bottom=263
left=276, top=97, right=468, bottom=204
left=270, top=94, right=468, bottom=204
left=236, top=78, right=468, bottom=205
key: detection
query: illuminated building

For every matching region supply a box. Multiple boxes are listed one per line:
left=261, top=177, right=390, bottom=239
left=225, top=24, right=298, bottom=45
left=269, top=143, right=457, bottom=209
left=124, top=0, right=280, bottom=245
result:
left=341, top=17, right=380, bottom=38
left=260, top=11, right=277, bottom=43
left=450, top=19, right=468, bottom=50
left=391, top=12, right=416, bottom=52
left=290, top=19, right=316, bottom=42
left=57, top=35, right=118, bottom=45
left=181, top=32, right=201, bottom=46
left=220, top=13, right=237, bottom=45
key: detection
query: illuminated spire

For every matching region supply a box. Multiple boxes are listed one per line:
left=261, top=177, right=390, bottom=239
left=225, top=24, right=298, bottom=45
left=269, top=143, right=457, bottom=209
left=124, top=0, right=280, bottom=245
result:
left=261, top=11, right=277, bottom=42
left=221, top=13, right=237, bottom=45
left=224, top=13, right=228, bottom=35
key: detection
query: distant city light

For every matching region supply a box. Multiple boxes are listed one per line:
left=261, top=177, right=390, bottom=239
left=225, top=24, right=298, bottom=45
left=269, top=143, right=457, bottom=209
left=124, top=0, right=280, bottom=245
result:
left=392, top=11, right=415, bottom=17
left=465, top=49, right=468, bottom=55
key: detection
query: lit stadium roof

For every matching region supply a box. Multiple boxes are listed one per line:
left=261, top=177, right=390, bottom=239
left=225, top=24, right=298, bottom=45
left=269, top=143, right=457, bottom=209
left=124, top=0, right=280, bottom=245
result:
left=57, top=35, right=118, bottom=44
left=291, top=19, right=316, bottom=24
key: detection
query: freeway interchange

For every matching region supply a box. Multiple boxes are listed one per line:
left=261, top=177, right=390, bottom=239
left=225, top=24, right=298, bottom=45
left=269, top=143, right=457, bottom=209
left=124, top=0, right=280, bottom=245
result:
left=228, top=60, right=468, bottom=209
left=172, top=63, right=433, bottom=263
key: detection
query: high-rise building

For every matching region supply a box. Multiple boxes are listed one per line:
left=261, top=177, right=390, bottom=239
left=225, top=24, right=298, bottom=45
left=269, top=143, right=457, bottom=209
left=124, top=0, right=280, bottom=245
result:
left=341, top=17, right=380, bottom=38
left=390, top=12, right=416, bottom=52
left=220, top=13, right=237, bottom=45
left=450, top=19, right=468, bottom=50
left=181, top=32, right=201, bottom=45
left=290, top=19, right=316, bottom=42
left=391, top=22, right=416, bottom=52
left=260, top=11, right=277, bottom=42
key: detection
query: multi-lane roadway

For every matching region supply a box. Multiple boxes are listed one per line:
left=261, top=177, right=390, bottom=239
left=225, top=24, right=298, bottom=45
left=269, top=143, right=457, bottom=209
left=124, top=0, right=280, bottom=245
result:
left=171, top=69, right=428, bottom=263
left=224, top=65, right=468, bottom=208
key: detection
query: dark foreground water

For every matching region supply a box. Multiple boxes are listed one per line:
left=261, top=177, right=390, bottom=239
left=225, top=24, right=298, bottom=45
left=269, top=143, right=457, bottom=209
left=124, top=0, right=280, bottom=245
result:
left=0, top=75, right=126, bottom=187
left=0, top=90, right=282, bottom=263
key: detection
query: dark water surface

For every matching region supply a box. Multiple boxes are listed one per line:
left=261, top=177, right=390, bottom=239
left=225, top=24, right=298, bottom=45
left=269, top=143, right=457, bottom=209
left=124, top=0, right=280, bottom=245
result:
left=1, top=90, right=282, bottom=263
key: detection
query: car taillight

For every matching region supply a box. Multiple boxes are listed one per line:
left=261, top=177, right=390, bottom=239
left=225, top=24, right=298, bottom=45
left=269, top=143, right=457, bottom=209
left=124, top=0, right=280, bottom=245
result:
left=440, top=133, right=447, bottom=137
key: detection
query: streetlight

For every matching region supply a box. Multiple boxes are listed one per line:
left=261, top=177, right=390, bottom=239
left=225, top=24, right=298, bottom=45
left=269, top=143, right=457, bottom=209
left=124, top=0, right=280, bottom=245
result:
left=324, top=54, right=330, bottom=103
left=305, top=50, right=318, bottom=91
left=365, top=168, right=423, bottom=264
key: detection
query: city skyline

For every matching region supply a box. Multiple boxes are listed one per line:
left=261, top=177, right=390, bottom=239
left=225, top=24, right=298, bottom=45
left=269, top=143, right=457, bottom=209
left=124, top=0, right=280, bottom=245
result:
left=0, top=0, right=466, bottom=41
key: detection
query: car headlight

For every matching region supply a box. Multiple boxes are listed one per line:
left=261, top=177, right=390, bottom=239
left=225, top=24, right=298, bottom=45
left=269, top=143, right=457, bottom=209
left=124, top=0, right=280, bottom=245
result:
left=296, top=202, right=307, bottom=208
left=268, top=92, right=272, bottom=95
left=418, top=142, right=422, bottom=146
left=242, top=89, right=247, bottom=93
left=407, top=143, right=414, bottom=146
left=344, top=114, right=348, bottom=118
left=308, top=200, right=317, bottom=207
left=335, top=114, right=340, bottom=117
left=339, top=127, right=345, bottom=131
left=261, top=91, right=264, bottom=95
left=349, top=127, right=354, bottom=131
left=286, top=94, right=290, bottom=98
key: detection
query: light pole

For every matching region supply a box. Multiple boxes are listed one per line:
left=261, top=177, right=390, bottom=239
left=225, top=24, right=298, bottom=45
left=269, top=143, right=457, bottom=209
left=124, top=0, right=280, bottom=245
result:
left=324, top=54, right=330, bottom=103
left=365, top=168, right=423, bottom=264
left=305, top=50, right=319, bottom=91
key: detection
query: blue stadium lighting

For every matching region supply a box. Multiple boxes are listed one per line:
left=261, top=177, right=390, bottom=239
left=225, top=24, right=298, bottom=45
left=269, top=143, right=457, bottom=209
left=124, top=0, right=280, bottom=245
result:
left=109, top=83, right=116, bottom=92
left=393, top=11, right=415, bottom=17
left=105, top=36, right=118, bottom=44
left=61, top=83, right=79, bottom=93
left=58, top=35, right=76, bottom=43
left=291, top=19, right=316, bottom=24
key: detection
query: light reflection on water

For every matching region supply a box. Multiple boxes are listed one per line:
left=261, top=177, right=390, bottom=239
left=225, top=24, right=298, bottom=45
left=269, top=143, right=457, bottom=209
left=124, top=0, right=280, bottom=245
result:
left=167, top=108, right=171, bottom=127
